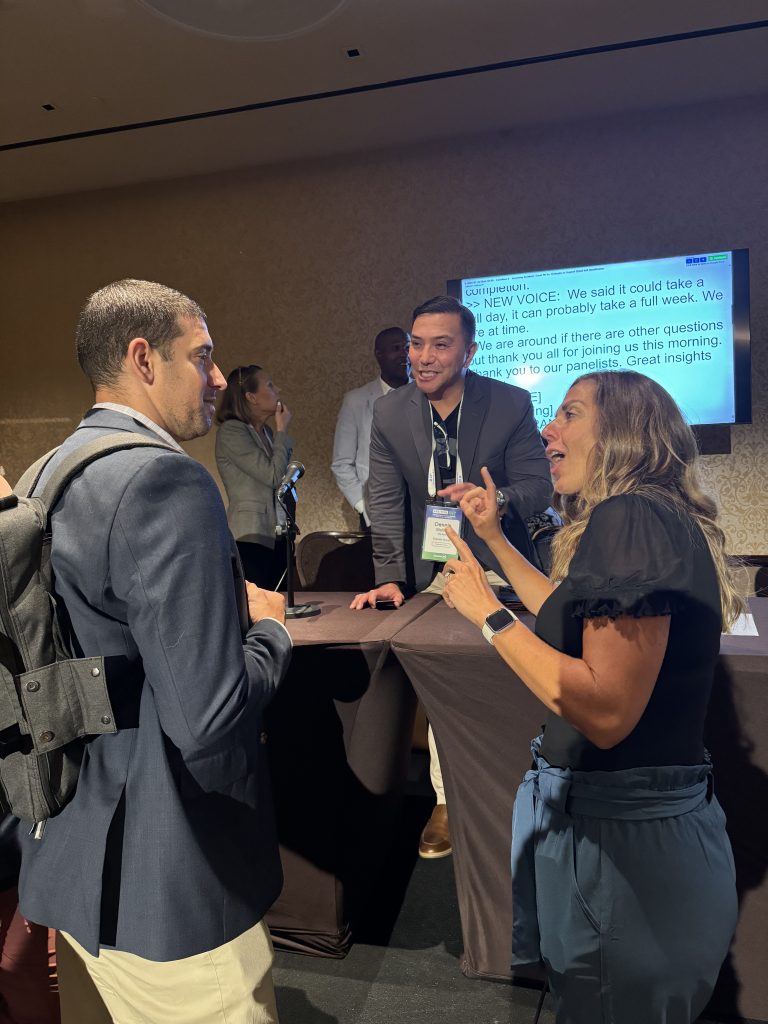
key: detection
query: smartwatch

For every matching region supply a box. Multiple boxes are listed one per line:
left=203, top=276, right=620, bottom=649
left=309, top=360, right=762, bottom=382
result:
left=482, top=606, right=518, bottom=645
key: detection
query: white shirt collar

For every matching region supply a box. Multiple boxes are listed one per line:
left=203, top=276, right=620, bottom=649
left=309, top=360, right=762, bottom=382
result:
left=379, top=377, right=393, bottom=395
left=92, top=403, right=185, bottom=453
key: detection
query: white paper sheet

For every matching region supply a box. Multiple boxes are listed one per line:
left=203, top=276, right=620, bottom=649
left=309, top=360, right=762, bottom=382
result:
left=723, top=613, right=759, bottom=637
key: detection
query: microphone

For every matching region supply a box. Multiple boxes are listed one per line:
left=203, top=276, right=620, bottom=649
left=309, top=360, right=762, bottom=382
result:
left=277, top=461, right=305, bottom=497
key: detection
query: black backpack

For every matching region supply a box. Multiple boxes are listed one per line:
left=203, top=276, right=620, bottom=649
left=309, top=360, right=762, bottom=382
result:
left=0, top=433, right=174, bottom=834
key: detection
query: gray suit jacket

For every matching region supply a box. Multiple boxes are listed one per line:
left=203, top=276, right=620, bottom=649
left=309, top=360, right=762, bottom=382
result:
left=19, top=408, right=292, bottom=961
left=367, top=371, right=552, bottom=592
left=215, top=418, right=293, bottom=548
left=330, top=377, right=384, bottom=513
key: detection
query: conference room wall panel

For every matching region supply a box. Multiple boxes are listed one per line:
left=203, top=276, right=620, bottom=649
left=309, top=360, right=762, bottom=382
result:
left=0, top=93, right=766, bottom=555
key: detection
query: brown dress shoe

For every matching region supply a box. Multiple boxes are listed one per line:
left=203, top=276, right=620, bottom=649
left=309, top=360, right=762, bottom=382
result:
left=418, top=803, right=451, bottom=859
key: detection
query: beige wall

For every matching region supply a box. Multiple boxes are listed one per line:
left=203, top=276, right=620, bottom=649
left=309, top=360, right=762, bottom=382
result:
left=1, top=94, right=766, bottom=552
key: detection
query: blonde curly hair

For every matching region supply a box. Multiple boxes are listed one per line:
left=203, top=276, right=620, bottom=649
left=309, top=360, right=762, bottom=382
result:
left=549, top=371, right=744, bottom=629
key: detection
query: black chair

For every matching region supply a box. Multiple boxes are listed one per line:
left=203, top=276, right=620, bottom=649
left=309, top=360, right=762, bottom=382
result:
left=754, top=565, right=768, bottom=597
left=530, top=523, right=559, bottom=577
left=296, top=531, right=375, bottom=592
left=524, top=508, right=562, bottom=577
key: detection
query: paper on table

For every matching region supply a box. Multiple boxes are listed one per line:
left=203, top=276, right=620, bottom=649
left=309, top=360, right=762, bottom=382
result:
left=723, top=613, right=759, bottom=637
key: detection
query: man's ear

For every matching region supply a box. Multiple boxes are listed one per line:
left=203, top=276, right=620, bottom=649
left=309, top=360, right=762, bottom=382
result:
left=125, top=337, right=155, bottom=383
left=463, top=341, right=478, bottom=368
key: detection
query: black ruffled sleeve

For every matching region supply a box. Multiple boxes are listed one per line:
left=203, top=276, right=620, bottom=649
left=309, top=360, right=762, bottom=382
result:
left=566, top=494, right=694, bottom=620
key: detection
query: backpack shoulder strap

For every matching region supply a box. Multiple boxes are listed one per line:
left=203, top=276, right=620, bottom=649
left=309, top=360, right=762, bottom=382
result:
left=35, top=433, right=179, bottom=510
left=15, top=447, right=61, bottom=498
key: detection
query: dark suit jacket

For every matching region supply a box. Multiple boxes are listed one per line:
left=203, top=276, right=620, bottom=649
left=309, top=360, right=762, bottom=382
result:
left=18, top=409, right=292, bottom=961
left=367, top=371, right=552, bottom=592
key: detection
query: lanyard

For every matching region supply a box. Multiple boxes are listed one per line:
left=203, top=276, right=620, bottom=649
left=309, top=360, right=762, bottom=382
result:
left=428, top=395, right=464, bottom=498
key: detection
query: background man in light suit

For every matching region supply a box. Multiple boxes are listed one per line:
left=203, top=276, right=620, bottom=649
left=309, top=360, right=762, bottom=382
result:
left=352, top=295, right=551, bottom=859
left=331, top=326, right=409, bottom=526
left=19, top=279, right=292, bottom=1024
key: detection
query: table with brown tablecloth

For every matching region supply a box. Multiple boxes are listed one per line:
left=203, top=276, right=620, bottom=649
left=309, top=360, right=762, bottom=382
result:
left=264, top=592, right=439, bottom=957
left=391, top=597, right=768, bottom=1022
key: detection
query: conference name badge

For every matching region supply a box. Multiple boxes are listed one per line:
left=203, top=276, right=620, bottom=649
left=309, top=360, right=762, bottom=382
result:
left=421, top=503, right=463, bottom=562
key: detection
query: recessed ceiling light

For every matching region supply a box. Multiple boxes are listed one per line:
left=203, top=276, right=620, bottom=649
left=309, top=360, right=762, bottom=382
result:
left=136, top=0, right=349, bottom=41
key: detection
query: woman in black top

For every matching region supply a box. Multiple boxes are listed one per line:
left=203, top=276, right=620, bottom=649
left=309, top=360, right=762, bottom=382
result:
left=441, top=371, right=741, bottom=1024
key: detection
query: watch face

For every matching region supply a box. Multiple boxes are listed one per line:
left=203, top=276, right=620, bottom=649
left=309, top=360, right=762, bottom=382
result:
left=486, top=608, right=515, bottom=632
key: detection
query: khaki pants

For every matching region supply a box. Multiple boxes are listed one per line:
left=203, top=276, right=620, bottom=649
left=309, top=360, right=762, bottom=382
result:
left=57, top=920, right=278, bottom=1024
left=427, top=724, right=446, bottom=805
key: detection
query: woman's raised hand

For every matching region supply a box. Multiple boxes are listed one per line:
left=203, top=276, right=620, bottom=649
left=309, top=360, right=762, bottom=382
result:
left=275, top=400, right=292, bottom=432
left=459, top=466, right=504, bottom=544
left=441, top=527, right=501, bottom=628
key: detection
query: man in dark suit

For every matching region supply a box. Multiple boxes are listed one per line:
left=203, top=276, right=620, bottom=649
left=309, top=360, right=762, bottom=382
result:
left=19, top=280, right=292, bottom=1024
left=351, top=294, right=551, bottom=858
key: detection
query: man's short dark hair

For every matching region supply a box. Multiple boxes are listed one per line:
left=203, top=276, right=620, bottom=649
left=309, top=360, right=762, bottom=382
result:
left=411, top=295, right=476, bottom=346
left=76, top=279, right=206, bottom=388
left=374, top=326, right=409, bottom=350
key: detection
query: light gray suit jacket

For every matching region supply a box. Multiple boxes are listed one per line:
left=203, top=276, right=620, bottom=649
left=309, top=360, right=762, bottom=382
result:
left=216, top=418, right=293, bottom=548
left=19, top=408, right=292, bottom=961
left=331, top=377, right=385, bottom=513
left=367, top=371, right=552, bottom=592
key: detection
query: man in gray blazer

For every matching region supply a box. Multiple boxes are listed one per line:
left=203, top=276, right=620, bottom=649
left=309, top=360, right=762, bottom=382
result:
left=352, top=295, right=551, bottom=859
left=331, top=326, right=409, bottom=525
left=354, top=297, right=551, bottom=601
left=19, top=280, right=292, bottom=1024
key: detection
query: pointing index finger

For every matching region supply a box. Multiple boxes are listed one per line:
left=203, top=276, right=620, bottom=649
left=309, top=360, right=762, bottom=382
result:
left=444, top=525, right=473, bottom=561
left=481, top=465, right=497, bottom=496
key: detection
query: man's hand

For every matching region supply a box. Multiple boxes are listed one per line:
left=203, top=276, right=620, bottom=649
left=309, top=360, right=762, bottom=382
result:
left=350, top=582, right=405, bottom=610
left=275, top=400, right=292, bottom=433
left=246, top=581, right=286, bottom=625
left=436, top=482, right=475, bottom=503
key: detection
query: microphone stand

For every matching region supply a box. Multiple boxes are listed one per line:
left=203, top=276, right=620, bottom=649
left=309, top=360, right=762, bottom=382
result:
left=276, top=484, right=321, bottom=619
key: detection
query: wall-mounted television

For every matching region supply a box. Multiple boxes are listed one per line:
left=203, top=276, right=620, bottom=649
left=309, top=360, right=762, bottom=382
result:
left=448, top=249, right=751, bottom=431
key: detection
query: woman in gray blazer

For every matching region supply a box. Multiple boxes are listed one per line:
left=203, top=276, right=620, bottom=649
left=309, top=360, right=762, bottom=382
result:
left=215, top=364, right=293, bottom=589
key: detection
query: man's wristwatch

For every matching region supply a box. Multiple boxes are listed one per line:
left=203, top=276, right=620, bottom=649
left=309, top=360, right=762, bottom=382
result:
left=495, top=489, right=506, bottom=514
left=482, top=607, right=518, bottom=644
